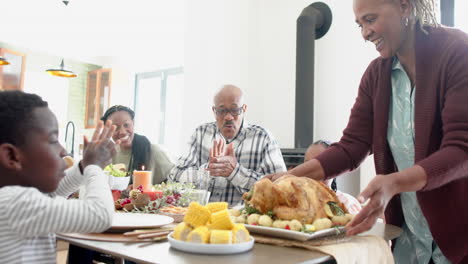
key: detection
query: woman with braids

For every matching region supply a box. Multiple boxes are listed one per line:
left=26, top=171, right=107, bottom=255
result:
left=100, top=105, right=174, bottom=185
left=267, top=0, right=468, bottom=262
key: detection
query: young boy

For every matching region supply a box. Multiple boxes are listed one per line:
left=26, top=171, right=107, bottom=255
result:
left=0, top=91, right=116, bottom=263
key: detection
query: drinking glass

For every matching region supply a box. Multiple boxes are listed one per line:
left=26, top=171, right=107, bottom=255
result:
left=183, top=168, right=211, bottom=205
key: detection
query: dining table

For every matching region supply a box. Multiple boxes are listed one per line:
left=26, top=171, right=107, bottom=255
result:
left=58, top=219, right=400, bottom=264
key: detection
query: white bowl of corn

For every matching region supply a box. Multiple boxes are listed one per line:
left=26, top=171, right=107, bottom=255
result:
left=168, top=202, right=254, bottom=254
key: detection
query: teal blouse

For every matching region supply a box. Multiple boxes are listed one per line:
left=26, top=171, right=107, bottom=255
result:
left=387, top=57, right=450, bottom=264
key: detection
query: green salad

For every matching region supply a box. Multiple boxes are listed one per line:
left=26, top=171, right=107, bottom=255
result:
left=104, top=164, right=127, bottom=177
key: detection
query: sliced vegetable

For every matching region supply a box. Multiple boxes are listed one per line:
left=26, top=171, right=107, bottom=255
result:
left=324, top=203, right=334, bottom=218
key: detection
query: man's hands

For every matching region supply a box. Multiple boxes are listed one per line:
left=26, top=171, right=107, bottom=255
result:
left=208, top=139, right=237, bottom=177
left=81, top=120, right=119, bottom=169
left=346, top=174, right=398, bottom=236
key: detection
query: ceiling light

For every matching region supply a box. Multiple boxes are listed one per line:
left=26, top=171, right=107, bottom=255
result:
left=0, top=56, right=10, bottom=66
left=46, top=59, right=77, bottom=78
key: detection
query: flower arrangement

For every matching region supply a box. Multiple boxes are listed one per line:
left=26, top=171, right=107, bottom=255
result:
left=115, top=182, right=196, bottom=214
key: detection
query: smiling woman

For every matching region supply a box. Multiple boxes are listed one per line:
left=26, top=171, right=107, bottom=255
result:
left=266, top=0, right=468, bottom=262
left=100, top=105, right=174, bottom=185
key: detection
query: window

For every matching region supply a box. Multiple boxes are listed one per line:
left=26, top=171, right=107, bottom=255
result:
left=134, top=67, right=184, bottom=156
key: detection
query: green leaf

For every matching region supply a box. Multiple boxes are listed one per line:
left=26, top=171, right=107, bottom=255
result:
left=327, top=201, right=345, bottom=216
left=243, top=204, right=260, bottom=215
left=266, top=210, right=275, bottom=218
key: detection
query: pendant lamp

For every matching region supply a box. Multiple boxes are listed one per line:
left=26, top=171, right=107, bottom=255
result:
left=46, top=59, right=77, bottom=78
left=0, top=56, right=10, bottom=66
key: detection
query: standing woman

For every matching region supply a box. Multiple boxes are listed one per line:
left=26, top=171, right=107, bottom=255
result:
left=101, top=105, right=174, bottom=184
left=267, top=0, right=468, bottom=263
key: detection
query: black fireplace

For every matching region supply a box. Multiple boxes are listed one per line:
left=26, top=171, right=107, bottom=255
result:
left=281, top=148, right=307, bottom=170
left=282, top=2, right=332, bottom=169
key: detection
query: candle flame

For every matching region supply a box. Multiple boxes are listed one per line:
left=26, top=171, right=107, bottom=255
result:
left=141, top=165, right=145, bottom=171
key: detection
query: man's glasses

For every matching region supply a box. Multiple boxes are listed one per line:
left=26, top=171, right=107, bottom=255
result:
left=213, top=106, right=244, bottom=117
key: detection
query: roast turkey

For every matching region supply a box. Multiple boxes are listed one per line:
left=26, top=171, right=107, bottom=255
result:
left=242, top=175, right=347, bottom=224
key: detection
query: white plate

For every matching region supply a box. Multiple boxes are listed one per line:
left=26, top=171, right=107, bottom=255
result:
left=168, top=232, right=254, bottom=255
left=158, top=212, right=185, bottom=223
left=244, top=224, right=345, bottom=242
left=110, top=213, right=174, bottom=230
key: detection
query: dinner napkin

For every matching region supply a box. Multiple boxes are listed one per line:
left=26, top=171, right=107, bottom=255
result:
left=253, top=234, right=394, bottom=264
left=309, top=235, right=394, bottom=264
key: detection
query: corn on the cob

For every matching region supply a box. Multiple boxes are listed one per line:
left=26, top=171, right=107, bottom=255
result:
left=187, top=226, right=210, bottom=243
left=184, top=202, right=211, bottom=227
left=210, top=230, right=232, bottom=244
left=210, top=209, right=234, bottom=230
left=232, top=224, right=250, bottom=243
left=232, top=223, right=247, bottom=231
left=205, top=202, right=228, bottom=213
left=172, top=222, right=192, bottom=241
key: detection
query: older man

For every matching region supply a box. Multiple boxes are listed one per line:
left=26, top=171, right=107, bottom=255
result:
left=169, top=84, right=286, bottom=205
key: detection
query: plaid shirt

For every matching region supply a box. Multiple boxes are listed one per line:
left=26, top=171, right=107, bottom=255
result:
left=169, top=121, right=286, bottom=206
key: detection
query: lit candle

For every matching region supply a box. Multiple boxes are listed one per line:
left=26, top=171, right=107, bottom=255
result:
left=132, top=166, right=152, bottom=191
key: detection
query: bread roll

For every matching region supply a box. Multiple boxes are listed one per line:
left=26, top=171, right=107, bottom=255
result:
left=113, top=163, right=126, bottom=172
left=63, top=156, right=74, bottom=169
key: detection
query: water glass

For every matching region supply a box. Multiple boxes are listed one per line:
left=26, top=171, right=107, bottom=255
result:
left=183, top=168, right=211, bottom=205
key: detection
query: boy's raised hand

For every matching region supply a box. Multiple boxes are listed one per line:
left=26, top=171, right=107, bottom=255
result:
left=82, top=120, right=119, bottom=169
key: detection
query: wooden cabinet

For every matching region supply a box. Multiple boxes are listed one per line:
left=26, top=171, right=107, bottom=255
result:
left=0, top=48, right=26, bottom=91
left=85, top=68, right=112, bottom=128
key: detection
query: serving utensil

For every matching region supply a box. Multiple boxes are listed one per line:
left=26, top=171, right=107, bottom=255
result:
left=123, top=227, right=174, bottom=236
left=137, top=231, right=171, bottom=239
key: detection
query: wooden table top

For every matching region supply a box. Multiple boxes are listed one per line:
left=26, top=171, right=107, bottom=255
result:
left=58, top=220, right=401, bottom=264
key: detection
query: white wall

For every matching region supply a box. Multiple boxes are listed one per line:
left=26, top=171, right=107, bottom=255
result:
left=1, top=0, right=381, bottom=192
left=86, top=0, right=377, bottom=193
left=183, top=0, right=379, bottom=193
left=182, top=0, right=252, bottom=149
left=24, top=72, right=69, bottom=144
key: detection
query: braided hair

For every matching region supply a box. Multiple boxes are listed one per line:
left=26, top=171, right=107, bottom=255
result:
left=0, top=91, right=48, bottom=146
left=101, top=105, right=152, bottom=175
left=408, top=0, right=439, bottom=27
left=312, top=140, right=337, bottom=192
left=386, top=0, right=439, bottom=33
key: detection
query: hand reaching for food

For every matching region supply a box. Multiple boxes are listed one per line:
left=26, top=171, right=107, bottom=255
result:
left=345, top=174, right=396, bottom=236
left=263, top=171, right=289, bottom=182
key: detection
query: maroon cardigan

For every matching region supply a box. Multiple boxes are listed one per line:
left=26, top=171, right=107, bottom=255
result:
left=316, top=25, right=468, bottom=263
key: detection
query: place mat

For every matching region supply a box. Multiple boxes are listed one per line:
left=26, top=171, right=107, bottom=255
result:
left=252, top=233, right=351, bottom=247
left=59, top=232, right=156, bottom=243
left=59, top=225, right=176, bottom=243
left=253, top=234, right=394, bottom=264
